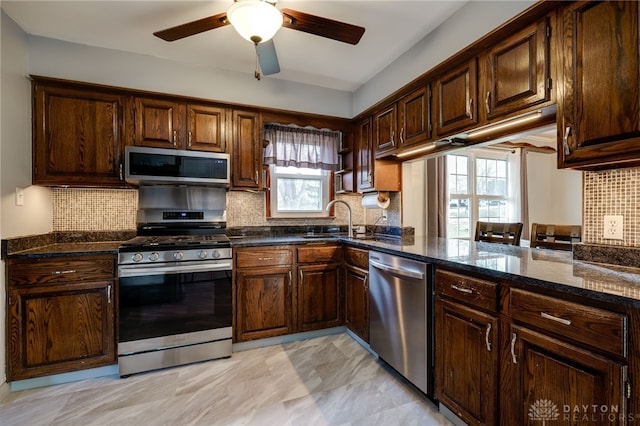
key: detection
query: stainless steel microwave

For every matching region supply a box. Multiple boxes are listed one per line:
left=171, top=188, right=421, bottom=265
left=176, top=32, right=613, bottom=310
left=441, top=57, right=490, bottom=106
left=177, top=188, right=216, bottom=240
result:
left=125, top=146, right=230, bottom=187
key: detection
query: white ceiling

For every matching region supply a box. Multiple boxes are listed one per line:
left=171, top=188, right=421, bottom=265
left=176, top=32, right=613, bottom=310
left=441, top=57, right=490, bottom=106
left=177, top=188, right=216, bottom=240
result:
left=1, top=0, right=468, bottom=92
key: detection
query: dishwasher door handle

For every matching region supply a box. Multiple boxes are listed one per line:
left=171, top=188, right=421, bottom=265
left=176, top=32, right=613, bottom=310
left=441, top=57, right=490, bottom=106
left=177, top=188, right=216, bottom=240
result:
left=369, top=259, right=425, bottom=280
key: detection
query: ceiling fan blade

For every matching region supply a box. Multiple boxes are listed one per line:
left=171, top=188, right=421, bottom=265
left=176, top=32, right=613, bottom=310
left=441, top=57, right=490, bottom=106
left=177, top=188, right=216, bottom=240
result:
left=256, top=40, right=280, bottom=76
left=154, top=12, right=229, bottom=41
left=280, top=8, right=365, bottom=45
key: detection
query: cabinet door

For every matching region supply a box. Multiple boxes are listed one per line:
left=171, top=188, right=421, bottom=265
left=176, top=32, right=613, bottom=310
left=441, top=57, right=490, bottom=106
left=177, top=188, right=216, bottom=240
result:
left=231, top=109, right=261, bottom=189
left=187, top=104, right=227, bottom=152
left=297, top=263, right=342, bottom=331
left=558, top=1, right=640, bottom=169
left=235, top=266, right=292, bottom=341
left=344, top=265, right=369, bottom=342
left=435, top=298, right=498, bottom=426
left=374, top=104, right=397, bottom=156
left=503, top=324, right=627, bottom=425
left=435, top=58, right=478, bottom=136
left=134, top=97, right=186, bottom=149
left=483, top=18, right=550, bottom=120
left=33, top=83, right=125, bottom=187
left=7, top=281, right=115, bottom=381
left=356, top=117, right=374, bottom=192
left=398, top=86, right=431, bottom=148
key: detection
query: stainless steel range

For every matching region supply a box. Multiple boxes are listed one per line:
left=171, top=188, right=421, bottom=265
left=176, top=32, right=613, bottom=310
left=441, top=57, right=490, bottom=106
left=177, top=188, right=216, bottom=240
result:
left=117, top=185, right=232, bottom=377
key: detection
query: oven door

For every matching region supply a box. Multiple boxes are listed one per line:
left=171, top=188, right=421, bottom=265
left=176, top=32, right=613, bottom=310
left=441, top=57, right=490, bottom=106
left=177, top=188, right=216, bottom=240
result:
left=118, top=260, right=232, bottom=354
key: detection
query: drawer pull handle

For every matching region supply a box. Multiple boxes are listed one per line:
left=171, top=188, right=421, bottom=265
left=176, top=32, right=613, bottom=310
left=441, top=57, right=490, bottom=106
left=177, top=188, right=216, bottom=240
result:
left=52, top=269, right=76, bottom=275
left=485, top=323, right=492, bottom=352
left=258, top=257, right=274, bottom=261
left=451, top=284, right=473, bottom=294
left=510, top=332, right=518, bottom=364
left=541, top=311, right=572, bottom=326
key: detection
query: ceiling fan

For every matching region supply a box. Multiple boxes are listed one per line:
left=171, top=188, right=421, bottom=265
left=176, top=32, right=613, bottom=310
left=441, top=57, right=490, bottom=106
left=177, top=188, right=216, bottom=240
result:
left=153, top=0, right=365, bottom=80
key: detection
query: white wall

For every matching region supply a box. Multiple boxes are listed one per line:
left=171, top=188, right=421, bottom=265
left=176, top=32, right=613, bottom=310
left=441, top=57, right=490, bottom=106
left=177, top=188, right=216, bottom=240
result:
left=527, top=151, right=582, bottom=226
left=1, top=9, right=54, bottom=389
left=354, top=0, right=536, bottom=115
left=27, top=36, right=353, bottom=118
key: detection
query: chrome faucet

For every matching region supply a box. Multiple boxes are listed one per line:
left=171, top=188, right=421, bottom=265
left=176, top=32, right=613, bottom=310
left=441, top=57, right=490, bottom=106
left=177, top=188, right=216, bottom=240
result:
left=325, top=199, right=353, bottom=238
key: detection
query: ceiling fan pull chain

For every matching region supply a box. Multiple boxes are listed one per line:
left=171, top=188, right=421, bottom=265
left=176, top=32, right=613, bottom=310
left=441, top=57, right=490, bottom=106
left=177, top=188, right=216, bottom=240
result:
left=255, top=52, right=261, bottom=80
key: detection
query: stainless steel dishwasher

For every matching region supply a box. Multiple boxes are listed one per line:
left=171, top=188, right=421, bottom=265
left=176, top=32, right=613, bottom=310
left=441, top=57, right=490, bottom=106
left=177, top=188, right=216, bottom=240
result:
left=369, top=251, right=433, bottom=395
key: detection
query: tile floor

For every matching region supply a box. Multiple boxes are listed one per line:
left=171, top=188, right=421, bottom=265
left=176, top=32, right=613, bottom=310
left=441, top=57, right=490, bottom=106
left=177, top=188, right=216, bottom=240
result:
left=0, top=333, right=452, bottom=425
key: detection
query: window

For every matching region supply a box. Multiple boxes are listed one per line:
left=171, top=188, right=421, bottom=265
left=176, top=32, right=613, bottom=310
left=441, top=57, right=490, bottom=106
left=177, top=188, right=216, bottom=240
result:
left=447, top=150, right=519, bottom=239
left=269, top=165, right=331, bottom=218
left=263, top=123, right=340, bottom=218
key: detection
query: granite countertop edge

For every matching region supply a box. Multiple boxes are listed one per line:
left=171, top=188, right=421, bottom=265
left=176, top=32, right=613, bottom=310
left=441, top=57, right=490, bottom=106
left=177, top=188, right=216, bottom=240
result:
left=4, top=233, right=640, bottom=306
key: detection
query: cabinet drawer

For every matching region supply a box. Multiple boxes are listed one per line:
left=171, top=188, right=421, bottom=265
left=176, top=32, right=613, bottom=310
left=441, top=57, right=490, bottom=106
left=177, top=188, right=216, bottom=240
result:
left=297, top=244, right=343, bottom=263
left=235, top=248, right=293, bottom=268
left=345, top=246, right=369, bottom=269
left=435, top=270, right=498, bottom=312
left=8, top=256, right=115, bottom=286
left=510, top=288, right=627, bottom=357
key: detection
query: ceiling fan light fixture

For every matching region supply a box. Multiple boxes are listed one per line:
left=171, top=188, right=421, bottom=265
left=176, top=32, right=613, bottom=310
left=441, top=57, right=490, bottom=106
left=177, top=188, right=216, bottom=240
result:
left=227, top=0, right=283, bottom=44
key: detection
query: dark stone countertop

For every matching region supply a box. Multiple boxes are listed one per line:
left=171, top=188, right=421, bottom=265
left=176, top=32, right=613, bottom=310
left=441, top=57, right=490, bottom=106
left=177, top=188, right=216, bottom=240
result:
left=232, top=235, right=640, bottom=307
left=5, top=231, right=639, bottom=307
left=5, top=241, right=122, bottom=258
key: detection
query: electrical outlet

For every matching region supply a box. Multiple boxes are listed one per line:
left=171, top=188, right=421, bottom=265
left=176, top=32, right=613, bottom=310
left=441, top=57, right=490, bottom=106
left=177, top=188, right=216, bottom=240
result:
left=603, top=215, right=623, bottom=240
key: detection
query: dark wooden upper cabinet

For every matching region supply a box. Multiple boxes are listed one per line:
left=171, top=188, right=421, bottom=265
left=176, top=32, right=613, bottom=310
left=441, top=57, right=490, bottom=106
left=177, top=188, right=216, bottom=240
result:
left=435, top=58, right=479, bottom=136
left=557, top=1, right=640, bottom=169
left=230, top=109, right=261, bottom=190
left=398, top=85, right=431, bottom=149
left=32, top=81, right=126, bottom=187
left=133, top=97, right=185, bottom=149
left=187, top=104, right=226, bottom=152
left=483, top=18, right=551, bottom=120
left=356, top=117, right=374, bottom=193
left=133, top=98, right=226, bottom=153
left=373, top=103, right=397, bottom=155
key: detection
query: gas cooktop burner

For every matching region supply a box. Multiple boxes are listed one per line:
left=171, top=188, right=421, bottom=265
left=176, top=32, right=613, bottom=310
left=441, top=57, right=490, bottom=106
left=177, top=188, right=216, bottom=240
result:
left=120, top=234, right=231, bottom=251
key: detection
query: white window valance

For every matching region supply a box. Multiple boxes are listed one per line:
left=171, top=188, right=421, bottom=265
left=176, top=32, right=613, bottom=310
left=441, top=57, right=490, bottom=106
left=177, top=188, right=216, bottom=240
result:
left=263, top=123, right=340, bottom=171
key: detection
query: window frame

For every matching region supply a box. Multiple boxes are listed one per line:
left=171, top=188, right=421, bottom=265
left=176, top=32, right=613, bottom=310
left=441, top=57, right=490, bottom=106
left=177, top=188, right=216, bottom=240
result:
left=266, top=164, right=334, bottom=219
left=446, top=149, right=518, bottom=239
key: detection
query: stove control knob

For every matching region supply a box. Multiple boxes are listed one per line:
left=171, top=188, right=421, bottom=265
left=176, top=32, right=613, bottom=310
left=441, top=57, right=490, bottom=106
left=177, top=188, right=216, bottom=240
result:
left=132, top=253, right=143, bottom=263
left=198, top=250, right=208, bottom=259
left=212, top=250, right=221, bottom=259
left=174, top=251, right=184, bottom=261
left=149, top=252, right=159, bottom=262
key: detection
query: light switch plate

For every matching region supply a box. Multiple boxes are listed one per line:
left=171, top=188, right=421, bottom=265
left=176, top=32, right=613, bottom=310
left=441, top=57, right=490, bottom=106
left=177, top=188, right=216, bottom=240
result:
left=603, top=215, right=623, bottom=240
left=15, top=187, right=24, bottom=206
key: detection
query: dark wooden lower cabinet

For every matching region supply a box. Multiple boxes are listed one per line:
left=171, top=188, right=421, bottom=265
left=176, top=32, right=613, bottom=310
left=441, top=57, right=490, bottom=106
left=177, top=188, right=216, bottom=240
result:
left=503, top=324, right=627, bottom=426
left=344, top=265, right=369, bottom=342
left=297, top=263, right=342, bottom=331
left=234, top=266, right=293, bottom=342
left=435, top=298, right=498, bottom=426
left=7, top=255, right=116, bottom=381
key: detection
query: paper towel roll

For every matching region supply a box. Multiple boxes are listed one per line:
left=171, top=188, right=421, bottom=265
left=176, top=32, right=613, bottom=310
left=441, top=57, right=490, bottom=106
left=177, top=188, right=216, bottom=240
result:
left=362, top=192, right=390, bottom=209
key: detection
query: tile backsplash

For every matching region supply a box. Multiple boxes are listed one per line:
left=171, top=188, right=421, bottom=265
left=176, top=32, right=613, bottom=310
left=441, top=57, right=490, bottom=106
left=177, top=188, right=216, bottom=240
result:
left=52, top=188, right=400, bottom=232
left=53, top=188, right=137, bottom=231
left=583, top=167, right=640, bottom=247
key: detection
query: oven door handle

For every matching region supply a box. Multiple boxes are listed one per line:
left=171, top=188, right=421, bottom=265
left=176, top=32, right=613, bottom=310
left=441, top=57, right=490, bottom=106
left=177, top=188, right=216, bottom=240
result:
left=118, top=262, right=232, bottom=278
